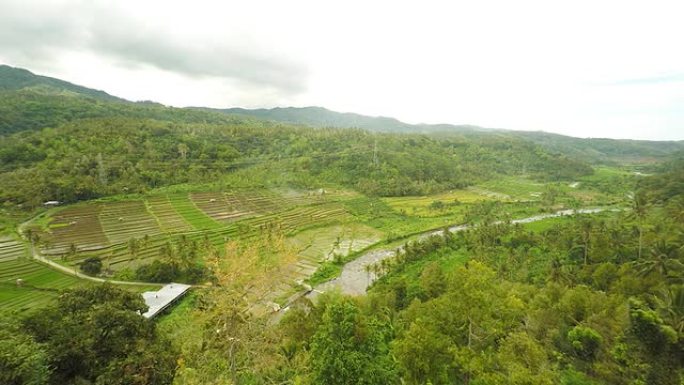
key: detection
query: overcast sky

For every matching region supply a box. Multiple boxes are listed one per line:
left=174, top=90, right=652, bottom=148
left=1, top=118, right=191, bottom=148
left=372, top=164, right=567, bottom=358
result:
left=1, top=0, right=683, bottom=140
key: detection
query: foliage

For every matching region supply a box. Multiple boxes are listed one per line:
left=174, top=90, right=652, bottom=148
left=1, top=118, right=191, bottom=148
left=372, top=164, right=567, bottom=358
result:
left=0, top=314, right=50, bottom=385
left=21, top=284, right=176, bottom=385
left=309, top=294, right=397, bottom=385
left=79, top=256, right=103, bottom=276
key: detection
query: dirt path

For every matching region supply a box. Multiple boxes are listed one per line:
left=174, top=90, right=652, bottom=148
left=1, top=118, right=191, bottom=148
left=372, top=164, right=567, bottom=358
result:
left=31, top=253, right=163, bottom=287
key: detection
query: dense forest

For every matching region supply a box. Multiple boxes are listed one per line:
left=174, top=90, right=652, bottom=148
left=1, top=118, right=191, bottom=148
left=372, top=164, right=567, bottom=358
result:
left=0, top=93, right=591, bottom=207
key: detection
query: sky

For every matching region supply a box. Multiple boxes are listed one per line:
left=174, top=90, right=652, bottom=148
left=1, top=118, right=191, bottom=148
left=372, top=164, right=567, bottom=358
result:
left=1, top=0, right=683, bottom=140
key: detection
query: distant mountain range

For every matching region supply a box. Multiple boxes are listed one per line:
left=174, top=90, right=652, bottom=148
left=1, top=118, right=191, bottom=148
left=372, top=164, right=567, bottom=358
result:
left=215, top=106, right=489, bottom=135
left=212, top=106, right=684, bottom=164
left=2, top=63, right=682, bottom=164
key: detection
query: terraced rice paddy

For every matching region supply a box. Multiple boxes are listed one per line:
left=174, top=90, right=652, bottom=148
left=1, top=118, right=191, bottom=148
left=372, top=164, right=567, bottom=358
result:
left=31, top=188, right=361, bottom=273
left=288, top=224, right=384, bottom=265
left=146, top=195, right=194, bottom=232
left=0, top=236, right=27, bottom=261
left=42, top=205, right=108, bottom=254
left=0, top=258, right=81, bottom=311
left=168, top=193, right=224, bottom=230
left=100, top=201, right=163, bottom=244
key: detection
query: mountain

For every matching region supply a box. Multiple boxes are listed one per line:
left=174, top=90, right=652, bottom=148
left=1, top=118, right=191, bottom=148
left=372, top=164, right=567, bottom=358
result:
left=214, top=106, right=487, bottom=134
left=215, top=106, right=684, bottom=164
left=0, top=64, right=123, bottom=101
left=513, top=131, right=684, bottom=165
left=0, top=64, right=681, bottom=165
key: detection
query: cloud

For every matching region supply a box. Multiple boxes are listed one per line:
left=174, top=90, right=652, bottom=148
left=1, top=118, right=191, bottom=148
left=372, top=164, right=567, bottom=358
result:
left=0, top=0, right=308, bottom=95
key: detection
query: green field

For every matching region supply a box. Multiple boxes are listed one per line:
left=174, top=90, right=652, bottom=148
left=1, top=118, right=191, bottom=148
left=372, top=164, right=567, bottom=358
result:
left=382, top=189, right=490, bottom=217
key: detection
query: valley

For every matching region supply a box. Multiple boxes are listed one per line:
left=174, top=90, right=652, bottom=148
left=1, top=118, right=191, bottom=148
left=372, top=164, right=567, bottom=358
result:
left=0, top=64, right=681, bottom=385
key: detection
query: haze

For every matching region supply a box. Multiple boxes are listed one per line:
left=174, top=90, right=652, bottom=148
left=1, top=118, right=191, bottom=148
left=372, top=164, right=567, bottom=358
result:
left=1, top=0, right=682, bottom=140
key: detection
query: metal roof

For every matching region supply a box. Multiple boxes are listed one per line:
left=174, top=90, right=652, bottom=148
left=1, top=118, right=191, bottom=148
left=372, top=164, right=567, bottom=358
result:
left=141, top=283, right=192, bottom=319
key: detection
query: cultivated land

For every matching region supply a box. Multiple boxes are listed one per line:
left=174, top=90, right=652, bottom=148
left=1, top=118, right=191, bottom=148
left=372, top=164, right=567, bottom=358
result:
left=0, top=168, right=633, bottom=313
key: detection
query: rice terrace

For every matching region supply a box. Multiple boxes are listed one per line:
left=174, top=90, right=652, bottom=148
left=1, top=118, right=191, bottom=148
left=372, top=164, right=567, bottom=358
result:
left=2, top=172, right=634, bottom=315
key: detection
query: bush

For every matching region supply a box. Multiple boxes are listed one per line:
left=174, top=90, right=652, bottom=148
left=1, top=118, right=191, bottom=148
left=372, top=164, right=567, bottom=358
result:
left=567, top=326, right=603, bottom=361
left=135, top=261, right=180, bottom=283
left=80, top=257, right=102, bottom=276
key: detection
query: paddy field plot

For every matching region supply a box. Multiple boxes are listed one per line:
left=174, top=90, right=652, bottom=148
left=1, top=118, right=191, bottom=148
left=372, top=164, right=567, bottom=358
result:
left=146, top=195, right=194, bottom=233
left=41, top=205, right=109, bottom=254
left=288, top=224, right=384, bottom=263
left=383, top=189, right=490, bottom=217
left=100, top=201, right=163, bottom=244
left=0, top=258, right=81, bottom=312
left=0, top=236, right=27, bottom=261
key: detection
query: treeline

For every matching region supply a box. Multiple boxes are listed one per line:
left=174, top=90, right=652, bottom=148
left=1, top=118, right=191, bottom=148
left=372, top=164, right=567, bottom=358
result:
left=0, top=91, right=591, bottom=207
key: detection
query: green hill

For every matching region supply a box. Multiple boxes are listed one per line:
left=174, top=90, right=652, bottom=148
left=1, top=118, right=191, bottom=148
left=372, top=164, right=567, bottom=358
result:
left=215, top=106, right=486, bottom=134
left=0, top=64, right=123, bottom=101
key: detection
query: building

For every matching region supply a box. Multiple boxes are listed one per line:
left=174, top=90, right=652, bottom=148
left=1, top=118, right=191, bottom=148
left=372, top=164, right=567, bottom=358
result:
left=141, top=283, right=192, bottom=319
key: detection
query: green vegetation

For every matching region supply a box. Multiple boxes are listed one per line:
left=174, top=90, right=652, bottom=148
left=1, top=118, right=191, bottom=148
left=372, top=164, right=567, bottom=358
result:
left=275, top=167, right=684, bottom=384
left=0, top=66, right=682, bottom=384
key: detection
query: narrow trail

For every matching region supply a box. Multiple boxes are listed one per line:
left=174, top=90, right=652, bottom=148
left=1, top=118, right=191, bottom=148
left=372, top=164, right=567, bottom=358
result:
left=31, top=253, right=163, bottom=287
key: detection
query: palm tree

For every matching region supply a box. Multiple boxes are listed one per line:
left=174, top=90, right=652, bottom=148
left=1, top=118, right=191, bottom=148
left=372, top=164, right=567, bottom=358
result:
left=570, top=219, right=593, bottom=266
left=654, top=285, right=684, bottom=334
left=634, top=240, right=683, bottom=281
left=628, top=191, right=649, bottom=260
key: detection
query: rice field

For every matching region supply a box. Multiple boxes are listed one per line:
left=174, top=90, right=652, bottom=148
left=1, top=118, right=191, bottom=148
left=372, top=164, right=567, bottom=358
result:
left=383, top=189, right=491, bottom=217
left=0, top=236, right=27, bottom=261
left=0, top=258, right=81, bottom=312
left=146, top=195, right=194, bottom=233
left=30, top=188, right=361, bottom=273
left=288, top=224, right=384, bottom=265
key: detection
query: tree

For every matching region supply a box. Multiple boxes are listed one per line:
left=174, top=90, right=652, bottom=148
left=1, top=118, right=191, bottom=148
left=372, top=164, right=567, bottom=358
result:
left=629, top=191, right=649, bottom=260
left=0, top=315, right=50, bottom=385
left=128, top=237, right=140, bottom=260
left=420, top=261, right=446, bottom=299
left=567, top=325, right=603, bottom=361
left=80, top=256, right=103, bottom=276
left=635, top=240, right=682, bottom=281
left=310, top=295, right=397, bottom=385
left=393, top=318, right=454, bottom=385
left=22, top=284, right=175, bottom=384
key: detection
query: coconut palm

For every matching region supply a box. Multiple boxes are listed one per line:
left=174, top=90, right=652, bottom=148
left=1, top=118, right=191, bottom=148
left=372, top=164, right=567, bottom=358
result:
left=654, top=285, right=684, bottom=334
left=634, top=240, right=683, bottom=281
left=628, top=191, right=649, bottom=260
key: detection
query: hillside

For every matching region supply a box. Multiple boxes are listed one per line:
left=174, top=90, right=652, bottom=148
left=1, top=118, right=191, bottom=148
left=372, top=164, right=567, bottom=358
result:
left=0, top=65, right=682, bottom=385
left=216, top=106, right=486, bottom=134
left=214, top=106, right=684, bottom=164
left=0, top=65, right=123, bottom=101
left=513, top=130, right=684, bottom=165
left=1, top=65, right=681, bottom=165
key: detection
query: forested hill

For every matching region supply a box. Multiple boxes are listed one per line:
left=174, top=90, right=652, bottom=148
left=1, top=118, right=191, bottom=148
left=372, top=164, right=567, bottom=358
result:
left=213, top=106, right=684, bottom=164
left=513, top=131, right=684, bottom=165
left=1, top=65, right=681, bottom=165
left=0, top=65, right=123, bottom=102
left=215, top=106, right=486, bottom=134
